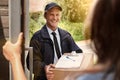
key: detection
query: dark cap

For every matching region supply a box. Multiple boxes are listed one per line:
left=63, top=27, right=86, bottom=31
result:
left=45, top=2, right=62, bottom=12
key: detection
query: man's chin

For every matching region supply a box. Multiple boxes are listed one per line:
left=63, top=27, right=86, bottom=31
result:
left=51, top=24, right=58, bottom=28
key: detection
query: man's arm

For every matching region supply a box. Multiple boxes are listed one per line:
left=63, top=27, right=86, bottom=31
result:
left=67, top=33, right=83, bottom=53
left=26, top=38, right=46, bottom=79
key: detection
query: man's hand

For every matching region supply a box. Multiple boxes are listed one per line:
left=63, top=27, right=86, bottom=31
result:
left=45, top=64, right=55, bottom=80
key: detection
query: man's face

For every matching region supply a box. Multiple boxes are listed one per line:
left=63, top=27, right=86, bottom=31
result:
left=45, top=7, right=61, bottom=30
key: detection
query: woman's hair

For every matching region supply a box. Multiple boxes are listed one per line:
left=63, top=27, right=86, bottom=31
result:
left=90, top=0, right=120, bottom=79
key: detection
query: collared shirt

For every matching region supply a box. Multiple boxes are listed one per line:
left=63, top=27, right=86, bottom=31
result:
left=46, top=26, right=62, bottom=64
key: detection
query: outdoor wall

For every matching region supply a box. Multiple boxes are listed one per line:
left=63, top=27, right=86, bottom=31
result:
left=0, top=0, right=9, bottom=38
left=0, top=0, right=9, bottom=80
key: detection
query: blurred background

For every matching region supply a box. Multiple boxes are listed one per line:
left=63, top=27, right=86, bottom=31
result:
left=29, top=0, right=93, bottom=41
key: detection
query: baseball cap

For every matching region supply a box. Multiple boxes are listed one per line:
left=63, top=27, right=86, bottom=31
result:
left=45, top=2, right=62, bottom=12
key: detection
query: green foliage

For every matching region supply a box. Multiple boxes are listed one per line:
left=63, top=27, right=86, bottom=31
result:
left=55, top=0, right=91, bottom=22
left=59, top=21, right=84, bottom=41
left=29, top=11, right=45, bottom=38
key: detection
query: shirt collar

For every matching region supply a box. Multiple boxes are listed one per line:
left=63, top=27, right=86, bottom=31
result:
left=46, top=25, right=59, bottom=35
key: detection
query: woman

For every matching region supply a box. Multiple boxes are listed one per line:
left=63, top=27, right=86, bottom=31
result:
left=76, top=0, right=120, bottom=80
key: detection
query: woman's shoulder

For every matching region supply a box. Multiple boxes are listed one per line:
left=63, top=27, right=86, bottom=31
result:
left=76, top=71, right=114, bottom=80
